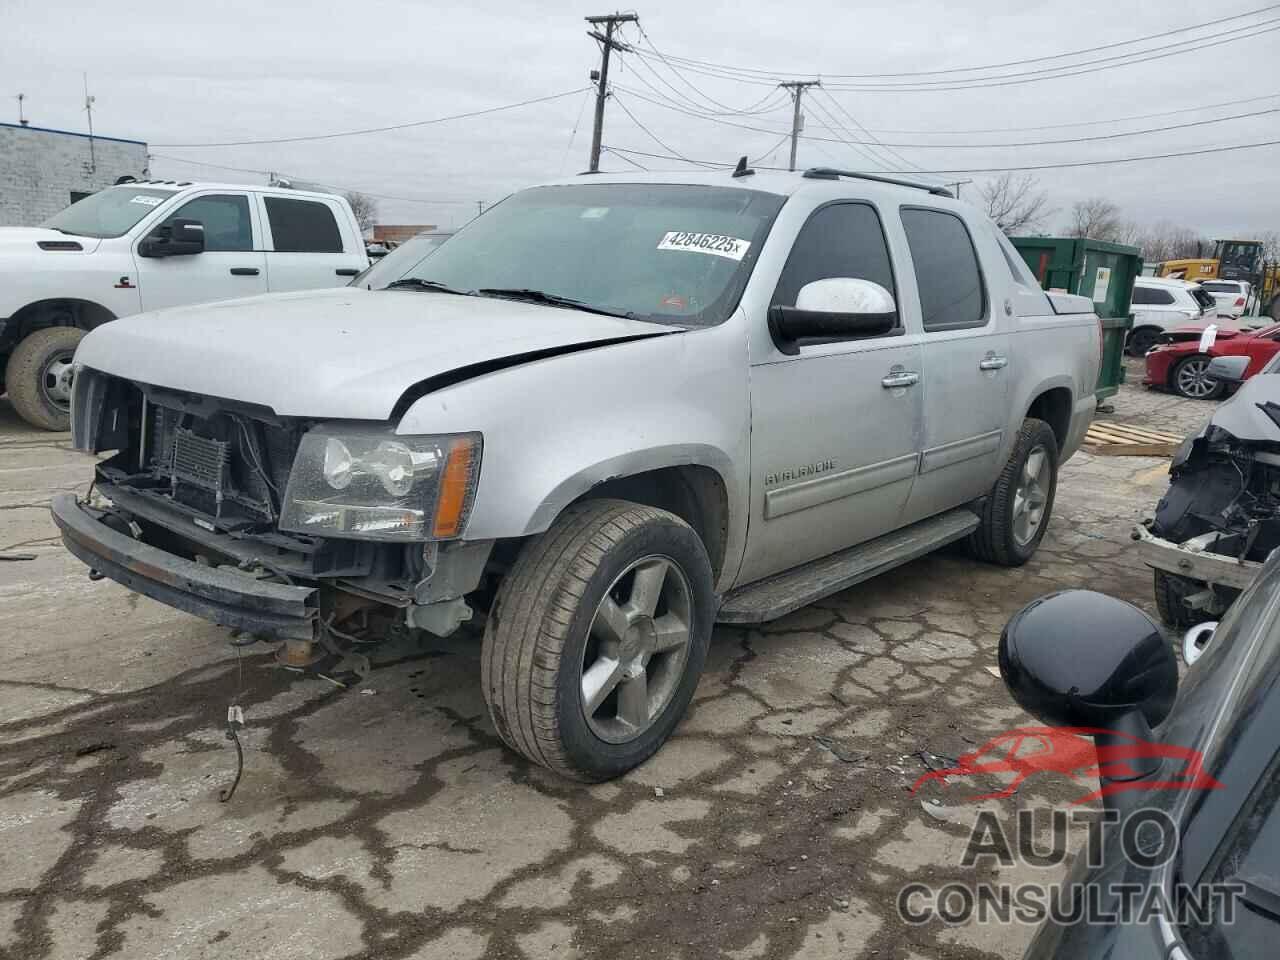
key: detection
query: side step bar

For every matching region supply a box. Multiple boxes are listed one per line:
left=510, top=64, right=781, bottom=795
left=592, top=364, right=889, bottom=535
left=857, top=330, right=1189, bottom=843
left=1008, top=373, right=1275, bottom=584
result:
left=717, top=507, right=979, bottom=624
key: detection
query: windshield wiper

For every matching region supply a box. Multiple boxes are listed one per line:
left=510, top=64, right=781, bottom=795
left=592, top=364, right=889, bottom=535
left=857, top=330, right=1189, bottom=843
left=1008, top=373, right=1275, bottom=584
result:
left=383, top=278, right=469, bottom=295
left=476, top=288, right=635, bottom=320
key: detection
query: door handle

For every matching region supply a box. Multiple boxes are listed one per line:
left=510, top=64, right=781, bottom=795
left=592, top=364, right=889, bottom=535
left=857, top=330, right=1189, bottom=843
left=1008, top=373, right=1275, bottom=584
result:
left=881, top=371, right=920, bottom=389
left=979, top=355, right=1009, bottom=371
left=335, top=268, right=360, bottom=277
left=229, top=267, right=260, bottom=276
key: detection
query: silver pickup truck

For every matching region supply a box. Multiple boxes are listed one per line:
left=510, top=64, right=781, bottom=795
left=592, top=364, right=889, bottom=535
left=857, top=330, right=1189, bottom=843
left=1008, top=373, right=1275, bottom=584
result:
left=55, top=168, right=1100, bottom=780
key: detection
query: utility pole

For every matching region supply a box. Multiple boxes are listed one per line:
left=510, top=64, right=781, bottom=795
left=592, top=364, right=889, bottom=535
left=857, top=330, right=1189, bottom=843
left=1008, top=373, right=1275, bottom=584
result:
left=779, top=80, right=820, bottom=172
left=16, top=93, right=27, bottom=126
left=585, top=12, right=638, bottom=172
left=83, top=74, right=96, bottom=172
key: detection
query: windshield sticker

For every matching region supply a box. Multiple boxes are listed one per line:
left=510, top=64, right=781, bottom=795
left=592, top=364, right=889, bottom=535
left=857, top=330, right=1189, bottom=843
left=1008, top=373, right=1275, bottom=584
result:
left=657, top=231, right=751, bottom=261
left=580, top=207, right=610, bottom=219
left=130, top=195, right=164, bottom=206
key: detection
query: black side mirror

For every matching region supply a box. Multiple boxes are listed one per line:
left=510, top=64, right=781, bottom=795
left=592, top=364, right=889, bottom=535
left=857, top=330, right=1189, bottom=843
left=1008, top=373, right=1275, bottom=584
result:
left=1206, top=355, right=1249, bottom=383
left=999, top=590, right=1178, bottom=783
left=138, top=218, right=206, bottom=258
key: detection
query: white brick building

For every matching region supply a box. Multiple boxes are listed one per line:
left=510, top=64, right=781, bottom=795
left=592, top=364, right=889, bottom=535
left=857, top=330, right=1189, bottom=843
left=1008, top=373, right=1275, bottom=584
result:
left=0, top=122, right=150, bottom=226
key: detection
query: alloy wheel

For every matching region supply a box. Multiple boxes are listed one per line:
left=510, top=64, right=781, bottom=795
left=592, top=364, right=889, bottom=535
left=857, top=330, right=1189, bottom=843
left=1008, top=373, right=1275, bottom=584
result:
left=1012, top=445, right=1050, bottom=546
left=1175, top=358, right=1219, bottom=399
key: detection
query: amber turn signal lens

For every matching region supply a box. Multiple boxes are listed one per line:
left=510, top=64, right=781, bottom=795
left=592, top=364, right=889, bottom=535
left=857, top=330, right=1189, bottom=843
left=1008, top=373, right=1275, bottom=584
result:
left=432, top=438, right=477, bottom=538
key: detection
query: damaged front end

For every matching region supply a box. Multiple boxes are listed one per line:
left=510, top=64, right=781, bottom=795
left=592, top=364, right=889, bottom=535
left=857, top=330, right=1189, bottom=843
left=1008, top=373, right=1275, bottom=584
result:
left=1135, top=386, right=1280, bottom=626
left=57, top=368, right=492, bottom=673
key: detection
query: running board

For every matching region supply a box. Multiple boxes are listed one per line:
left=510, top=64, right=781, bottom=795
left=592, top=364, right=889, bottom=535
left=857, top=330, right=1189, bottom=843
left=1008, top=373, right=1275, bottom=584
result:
left=717, top=508, right=979, bottom=624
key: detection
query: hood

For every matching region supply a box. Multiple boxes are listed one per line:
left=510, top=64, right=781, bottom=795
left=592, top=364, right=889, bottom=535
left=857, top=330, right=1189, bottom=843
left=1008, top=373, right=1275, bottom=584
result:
left=75, top=287, right=675, bottom=419
left=0, top=226, right=103, bottom=255
left=1203, top=373, right=1280, bottom=443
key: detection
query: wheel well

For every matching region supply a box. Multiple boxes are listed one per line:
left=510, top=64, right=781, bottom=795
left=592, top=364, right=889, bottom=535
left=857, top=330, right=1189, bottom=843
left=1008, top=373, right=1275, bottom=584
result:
left=1026, top=388, right=1071, bottom=452
left=571, top=466, right=730, bottom=582
left=9, top=299, right=115, bottom=343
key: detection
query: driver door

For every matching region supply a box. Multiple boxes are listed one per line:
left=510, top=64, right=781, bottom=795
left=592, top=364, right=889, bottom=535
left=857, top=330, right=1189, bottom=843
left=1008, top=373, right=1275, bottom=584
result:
left=738, top=201, right=923, bottom=585
left=133, top=192, right=267, bottom=311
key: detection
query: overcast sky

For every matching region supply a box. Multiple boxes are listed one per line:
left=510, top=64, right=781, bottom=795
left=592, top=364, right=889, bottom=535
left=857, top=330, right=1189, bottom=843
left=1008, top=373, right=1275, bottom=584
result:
left=5, top=0, right=1279, bottom=235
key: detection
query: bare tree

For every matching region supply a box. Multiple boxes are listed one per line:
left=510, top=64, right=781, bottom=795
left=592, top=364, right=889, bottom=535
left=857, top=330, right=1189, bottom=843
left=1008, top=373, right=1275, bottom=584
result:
left=1066, top=197, right=1124, bottom=241
left=1257, top=230, right=1280, bottom=263
left=343, top=191, right=379, bottom=233
left=978, top=173, right=1053, bottom=235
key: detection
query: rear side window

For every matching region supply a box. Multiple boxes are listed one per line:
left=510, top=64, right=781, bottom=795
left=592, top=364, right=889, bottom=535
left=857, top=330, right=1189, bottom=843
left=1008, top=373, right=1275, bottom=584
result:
left=901, top=208, right=987, bottom=331
left=1191, top=288, right=1218, bottom=312
left=162, top=194, right=252, bottom=252
left=264, top=197, right=343, bottom=253
left=1133, top=285, right=1175, bottom=306
left=771, top=202, right=896, bottom=310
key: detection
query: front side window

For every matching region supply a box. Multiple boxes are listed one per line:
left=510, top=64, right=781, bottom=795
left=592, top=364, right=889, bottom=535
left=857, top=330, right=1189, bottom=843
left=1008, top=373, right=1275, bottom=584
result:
left=41, top=186, right=177, bottom=239
left=901, top=208, right=987, bottom=331
left=264, top=197, right=343, bottom=253
left=395, top=183, right=785, bottom=327
left=771, top=202, right=897, bottom=311
left=159, top=194, right=252, bottom=252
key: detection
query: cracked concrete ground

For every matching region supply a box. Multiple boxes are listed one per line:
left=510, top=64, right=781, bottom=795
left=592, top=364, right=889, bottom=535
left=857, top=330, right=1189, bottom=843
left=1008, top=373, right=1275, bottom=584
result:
left=0, top=365, right=1215, bottom=960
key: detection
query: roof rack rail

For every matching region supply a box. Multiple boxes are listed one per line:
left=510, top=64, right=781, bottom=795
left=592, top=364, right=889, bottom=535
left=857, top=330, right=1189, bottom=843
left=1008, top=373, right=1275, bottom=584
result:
left=802, top=167, right=954, bottom=199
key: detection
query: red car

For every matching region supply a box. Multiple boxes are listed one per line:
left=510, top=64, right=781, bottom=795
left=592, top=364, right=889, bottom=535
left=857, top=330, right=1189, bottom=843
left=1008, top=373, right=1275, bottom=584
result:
left=910, top=724, right=1222, bottom=805
left=1143, top=321, right=1280, bottom=399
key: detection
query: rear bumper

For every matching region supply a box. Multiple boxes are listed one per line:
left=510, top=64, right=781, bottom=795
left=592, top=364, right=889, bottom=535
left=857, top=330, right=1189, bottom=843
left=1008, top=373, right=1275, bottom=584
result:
left=51, top=493, right=318, bottom=639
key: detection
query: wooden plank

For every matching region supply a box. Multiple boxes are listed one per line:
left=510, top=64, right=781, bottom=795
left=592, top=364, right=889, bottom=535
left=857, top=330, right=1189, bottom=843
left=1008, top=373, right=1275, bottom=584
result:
left=1090, top=440, right=1180, bottom=457
left=1089, top=421, right=1181, bottom=443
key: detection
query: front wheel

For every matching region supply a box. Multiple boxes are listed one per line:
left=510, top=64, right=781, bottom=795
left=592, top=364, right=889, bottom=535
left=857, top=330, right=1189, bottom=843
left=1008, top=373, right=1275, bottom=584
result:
left=968, top=418, right=1059, bottom=567
left=481, top=499, right=714, bottom=781
left=4, top=327, right=85, bottom=431
left=1171, top=355, right=1225, bottom=400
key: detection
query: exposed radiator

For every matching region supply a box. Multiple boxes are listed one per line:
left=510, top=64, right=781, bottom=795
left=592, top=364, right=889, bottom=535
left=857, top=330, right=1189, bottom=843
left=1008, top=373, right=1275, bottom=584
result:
left=170, top=427, right=232, bottom=511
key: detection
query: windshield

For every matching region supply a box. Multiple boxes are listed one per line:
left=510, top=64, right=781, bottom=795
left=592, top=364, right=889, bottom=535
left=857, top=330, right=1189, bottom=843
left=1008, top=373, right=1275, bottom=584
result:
left=391, top=183, right=785, bottom=326
left=350, top=233, right=452, bottom=290
left=41, top=186, right=178, bottom=239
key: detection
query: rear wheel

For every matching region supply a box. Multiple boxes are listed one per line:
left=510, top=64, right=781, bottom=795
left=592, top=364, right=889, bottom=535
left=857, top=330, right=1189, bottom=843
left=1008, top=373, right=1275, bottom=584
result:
left=1171, top=355, right=1225, bottom=401
left=1127, top=327, right=1161, bottom=357
left=4, top=327, right=85, bottom=431
left=481, top=499, right=714, bottom=781
left=968, top=418, right=1059, bottom=567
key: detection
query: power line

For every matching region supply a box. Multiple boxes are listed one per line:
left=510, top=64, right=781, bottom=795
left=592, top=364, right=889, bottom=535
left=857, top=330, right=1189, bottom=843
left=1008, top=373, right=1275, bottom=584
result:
left=149, top=153, right=484, bottom=205
left=631, top=17, right=1280, bottom=92
left=604, top=137, right=1280, bottom=175
left=813, top=88, right=925, bottom=172
left=848, top=91, right=1280, bottom=135
left=612, top=82, right=1280, bottom=150
left=630, top=22, right=788, bottom=116
left=153, top=88, right=591, bottom=148
left=636, top=3, right=1280, bottom=80
left=610, top=92, right=719, bottom=166
left=558, top=89, right=593, bottom=174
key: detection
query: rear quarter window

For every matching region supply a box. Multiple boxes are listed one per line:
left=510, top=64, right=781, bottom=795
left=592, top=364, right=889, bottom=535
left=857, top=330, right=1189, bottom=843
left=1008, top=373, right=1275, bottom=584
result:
left=1133, top=286, right=1176, bottom=306
left=264, top=197, right=344, bottom=253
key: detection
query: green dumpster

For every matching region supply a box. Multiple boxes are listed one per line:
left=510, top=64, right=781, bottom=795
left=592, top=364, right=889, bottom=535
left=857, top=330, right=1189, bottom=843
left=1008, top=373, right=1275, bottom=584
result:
left=1010, top=236, right=1142, bottom=404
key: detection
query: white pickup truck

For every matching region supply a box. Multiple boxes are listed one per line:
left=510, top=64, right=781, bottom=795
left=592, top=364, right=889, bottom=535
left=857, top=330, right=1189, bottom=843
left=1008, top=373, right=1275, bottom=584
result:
left=0, top=180, right=368, bottom=430
left=57, top=168, right=1100, bottom=780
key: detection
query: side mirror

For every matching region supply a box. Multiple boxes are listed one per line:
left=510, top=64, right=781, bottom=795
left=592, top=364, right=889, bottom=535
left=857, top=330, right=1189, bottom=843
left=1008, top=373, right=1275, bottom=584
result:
left=768, top=278, right=897, bottom=355
left=138, top=218, right=206, bottom=258
left=1206, top=355, right=1249, bottom=383
left=999, top=590, right=1178, bottom=783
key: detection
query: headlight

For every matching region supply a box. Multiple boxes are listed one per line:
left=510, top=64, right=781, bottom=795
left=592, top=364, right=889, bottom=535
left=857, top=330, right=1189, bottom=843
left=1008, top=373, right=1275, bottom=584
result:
left=279, top=427, right=482, bottom=541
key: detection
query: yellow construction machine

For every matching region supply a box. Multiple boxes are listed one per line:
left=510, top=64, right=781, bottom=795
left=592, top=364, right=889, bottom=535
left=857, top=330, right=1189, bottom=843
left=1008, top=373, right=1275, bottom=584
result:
left=1156, top=239, right=1279, bottom=320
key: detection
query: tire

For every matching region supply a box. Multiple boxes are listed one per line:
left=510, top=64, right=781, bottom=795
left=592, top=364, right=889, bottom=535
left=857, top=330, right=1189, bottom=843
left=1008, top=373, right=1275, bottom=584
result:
left=4, top=327, right=85, bottom=431
left=1171, top=354, right=1225, bottom=401
left=968, top=418, right=1059, bottom=567
left=1127, top=327, right=1161, bottom=357
left=1153, top=570, right=1203, bottom=630
left=481, top=498, right=714, bottom=781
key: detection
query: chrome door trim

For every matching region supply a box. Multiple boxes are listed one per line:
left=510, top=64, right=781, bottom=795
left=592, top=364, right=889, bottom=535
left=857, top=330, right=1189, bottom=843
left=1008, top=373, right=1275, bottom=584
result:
left=764, top=452, right=920, bottom=520
left=920, top=429, right=1003, bottom=475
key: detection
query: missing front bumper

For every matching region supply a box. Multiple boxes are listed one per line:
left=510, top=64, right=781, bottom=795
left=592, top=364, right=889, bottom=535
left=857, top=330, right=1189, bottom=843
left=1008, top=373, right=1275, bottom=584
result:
left=1132, top=521, right=1264, bottom=591
left=51, top=493, right=318, bottom=639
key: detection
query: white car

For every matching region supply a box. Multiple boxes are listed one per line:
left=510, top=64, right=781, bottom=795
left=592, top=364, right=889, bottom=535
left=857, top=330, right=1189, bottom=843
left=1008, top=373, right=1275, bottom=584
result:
left=0, top=180, right=369, bottom=430
left=1127, top=277, right=1218, bottom=356
left=1198, top=278, right=1252, bottom=321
